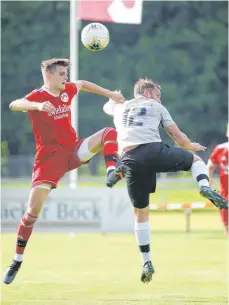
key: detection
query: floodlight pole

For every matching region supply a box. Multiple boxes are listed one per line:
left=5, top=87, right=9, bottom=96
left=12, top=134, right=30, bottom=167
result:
left=69, top=0, right=80, bottom=189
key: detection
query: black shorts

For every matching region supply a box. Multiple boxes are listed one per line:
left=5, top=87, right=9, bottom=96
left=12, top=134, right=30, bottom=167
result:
left=121, top=142, right=194, bottom=209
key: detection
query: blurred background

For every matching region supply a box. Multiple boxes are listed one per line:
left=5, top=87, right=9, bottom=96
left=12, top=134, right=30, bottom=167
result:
left=1, top=1, right=228, bottom=179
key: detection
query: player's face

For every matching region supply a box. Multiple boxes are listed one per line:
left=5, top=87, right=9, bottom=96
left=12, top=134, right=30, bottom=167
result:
left=150, top=86, right=161, bottom=103
left=49, top=66, right=68, bottom=91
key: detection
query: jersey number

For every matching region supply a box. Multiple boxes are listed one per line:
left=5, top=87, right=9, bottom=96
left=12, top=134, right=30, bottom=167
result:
left=123, top=107, right=147, bottom=127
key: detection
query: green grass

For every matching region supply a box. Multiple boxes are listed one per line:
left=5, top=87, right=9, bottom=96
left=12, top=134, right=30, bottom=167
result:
left=1, top=212, right=228, bottom=305
left=2, top=179, right=219, bottom=204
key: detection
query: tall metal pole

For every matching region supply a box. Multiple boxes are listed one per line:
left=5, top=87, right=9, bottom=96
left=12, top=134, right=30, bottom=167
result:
left=69, top=0, right=79, bottom=188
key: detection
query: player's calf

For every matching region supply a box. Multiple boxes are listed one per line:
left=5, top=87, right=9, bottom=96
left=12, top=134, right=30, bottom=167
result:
left=102, top=128, right=118, bottom=166
left=101, top=127, right=126, bottom=187
left=2, top=211, right=38, bottom=284
left=134, top=216, right=154, bottom=283
left=220, top=209, right=229, bottom=234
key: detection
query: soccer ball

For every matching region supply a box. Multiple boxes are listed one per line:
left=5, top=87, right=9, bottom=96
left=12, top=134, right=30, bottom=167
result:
left=81, top=23, right=110, bottom=52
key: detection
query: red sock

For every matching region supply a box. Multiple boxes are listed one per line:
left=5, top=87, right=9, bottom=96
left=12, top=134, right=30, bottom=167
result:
left=220, top=209, right=228, bottom=234
left=102, top=127, right=118, bottom=170
left=15, top=212, right=38, bottom=255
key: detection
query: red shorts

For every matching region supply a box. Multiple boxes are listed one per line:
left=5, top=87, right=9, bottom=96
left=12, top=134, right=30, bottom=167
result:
left=32, top=139, right=87, bottom=189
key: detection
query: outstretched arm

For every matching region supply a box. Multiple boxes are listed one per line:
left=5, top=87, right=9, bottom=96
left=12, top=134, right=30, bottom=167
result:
left=161, top=105, right=206, bottom=152
left=165, top=123, right=206, bottom=152
left=74, top=80, right=125, bottom=103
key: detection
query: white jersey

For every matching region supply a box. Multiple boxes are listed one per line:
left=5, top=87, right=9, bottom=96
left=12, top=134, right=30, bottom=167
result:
left=103, top=95, right=174, bottom=154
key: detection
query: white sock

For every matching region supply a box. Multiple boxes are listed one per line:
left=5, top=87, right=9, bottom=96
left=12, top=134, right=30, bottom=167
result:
left=191, top=160, right=209, bottom=188
left=107, top=166, right=115, bottom=173
left=135, top=221, right=151, bottom=264
left=14, top=253, right=23, bottom=262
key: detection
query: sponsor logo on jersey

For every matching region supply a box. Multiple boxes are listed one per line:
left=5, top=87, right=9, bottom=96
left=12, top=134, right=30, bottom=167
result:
left=49, top=104, right=71, bottom=120
left=60, top=92, right=69, bottom=103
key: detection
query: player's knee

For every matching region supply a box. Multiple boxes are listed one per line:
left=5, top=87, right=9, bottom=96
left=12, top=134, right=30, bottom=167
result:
left=134, top=206, right=149, bottom=214
left=102, top=127, right=117, bottom=143
left=192, top=154, right=203, bottom=163
left=27, top=187, right=49, bottom=216
left=134, top=206, right=149, bottom=221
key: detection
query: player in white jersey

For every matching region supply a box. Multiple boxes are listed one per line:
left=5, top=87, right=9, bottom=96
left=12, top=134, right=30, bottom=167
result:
left=104, top=78, right=228, bottom=283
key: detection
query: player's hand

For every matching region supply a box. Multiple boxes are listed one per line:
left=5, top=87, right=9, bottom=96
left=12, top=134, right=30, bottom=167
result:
left=109, top=91, right=125, bottom=103
left=190, top=142, right=207, bottom=152
left=37, top=101, right=56, bottom=114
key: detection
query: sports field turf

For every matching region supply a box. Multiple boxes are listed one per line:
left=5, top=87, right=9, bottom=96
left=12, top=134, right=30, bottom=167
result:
left=1, top=212, right=227, bottom=305
left=2, top=177, right=219, bottom=204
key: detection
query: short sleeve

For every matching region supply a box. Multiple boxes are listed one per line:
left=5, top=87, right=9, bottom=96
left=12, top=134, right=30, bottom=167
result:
left=22, top=90, right=40, bottom=112
left=103, top=100, right=115, bottom=116
left=67, top=82, right=78, bottom=97
left=210, top=146, right=220, bottom=164
left=25, top=90, right=40, bottom=102
left=161, top=105, right=174, bottom=128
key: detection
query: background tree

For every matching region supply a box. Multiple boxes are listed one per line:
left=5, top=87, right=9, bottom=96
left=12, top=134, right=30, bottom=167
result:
left=1, top=1, right=228, bottom=159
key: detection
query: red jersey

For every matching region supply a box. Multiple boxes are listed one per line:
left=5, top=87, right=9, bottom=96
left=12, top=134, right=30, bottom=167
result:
left=210, top=142, right=228, bottom=197
left=25, top=82, right=78, bottom=152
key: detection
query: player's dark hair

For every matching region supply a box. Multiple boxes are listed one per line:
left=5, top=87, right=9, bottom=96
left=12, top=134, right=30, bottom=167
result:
left=134, top=78, right=161, bottom=97
left=41, top=58, right=70, bottom=73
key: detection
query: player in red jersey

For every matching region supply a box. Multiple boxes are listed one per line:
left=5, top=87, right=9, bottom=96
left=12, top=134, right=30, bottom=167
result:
left=3, top=58, right=126, bottom=284
left=208, top=128, right=228, bottom=234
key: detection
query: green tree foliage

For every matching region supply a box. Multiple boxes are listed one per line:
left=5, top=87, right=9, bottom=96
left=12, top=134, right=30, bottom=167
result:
left=1, top=1, right=228, bottom=156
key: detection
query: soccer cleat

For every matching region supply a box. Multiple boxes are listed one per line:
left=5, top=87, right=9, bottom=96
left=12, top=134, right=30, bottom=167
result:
left=200, top=186, right=228, bottom=210
left=3, top=260, right=22, bottom=284
left=141, top=261, right=155, bottom=283
left=106, top=164, right=126, bottom=188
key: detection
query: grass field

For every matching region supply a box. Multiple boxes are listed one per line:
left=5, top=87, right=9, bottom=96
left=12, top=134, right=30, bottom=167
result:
left=1, top=212, right=228, bottom=305
left=2, top=177, right=220, bottom=204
